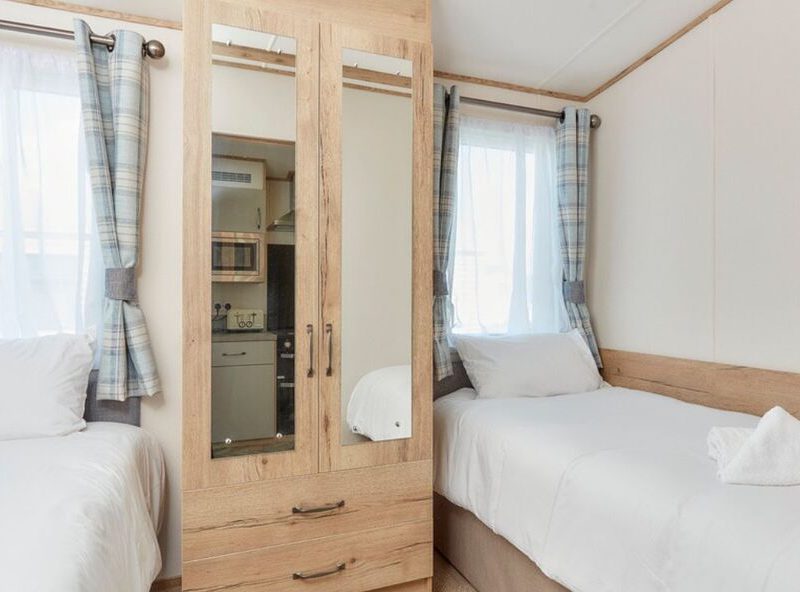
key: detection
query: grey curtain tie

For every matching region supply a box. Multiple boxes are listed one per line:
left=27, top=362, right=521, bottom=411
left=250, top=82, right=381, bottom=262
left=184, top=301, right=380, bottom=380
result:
left=105, top=267, right=137, bottom=301
left=433, top=270, right=449, bottom=296
left=563, top=280, right=585, bottom=304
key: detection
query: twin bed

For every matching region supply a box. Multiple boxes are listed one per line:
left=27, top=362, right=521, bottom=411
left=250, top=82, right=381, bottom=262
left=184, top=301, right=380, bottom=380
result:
left=0, top=372, right=165, bottom=592
left=434, top=350, right=800, bottom=592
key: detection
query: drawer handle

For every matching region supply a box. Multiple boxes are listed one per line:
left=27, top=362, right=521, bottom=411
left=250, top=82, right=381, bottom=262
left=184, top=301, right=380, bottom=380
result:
left=221, top=352, right=247, bottom=357
left=291, top=499, right=345, bottom=514
left=292, top=562, right=346, bottom=580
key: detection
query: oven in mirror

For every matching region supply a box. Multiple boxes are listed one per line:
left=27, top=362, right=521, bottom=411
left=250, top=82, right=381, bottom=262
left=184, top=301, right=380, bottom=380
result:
left=340, top=48, right=413, bottom=445
left=210, top=24, right=298, bottom=459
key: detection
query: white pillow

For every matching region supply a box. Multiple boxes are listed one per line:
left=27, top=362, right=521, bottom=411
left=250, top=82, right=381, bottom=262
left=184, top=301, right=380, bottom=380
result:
left=453, top=329, right=602, bottom=399
left=0, top=334, right=94, bottom=440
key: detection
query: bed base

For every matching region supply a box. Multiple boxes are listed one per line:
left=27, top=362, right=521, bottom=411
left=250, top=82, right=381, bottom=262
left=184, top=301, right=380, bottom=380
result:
left=433, top=494, right=568, bottom=592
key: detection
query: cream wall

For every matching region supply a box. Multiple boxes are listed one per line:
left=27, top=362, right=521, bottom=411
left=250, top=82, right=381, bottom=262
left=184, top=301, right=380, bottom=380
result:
left=587, top=0, right=800, bottom=372
left=0, top=1, right=184, bottom=578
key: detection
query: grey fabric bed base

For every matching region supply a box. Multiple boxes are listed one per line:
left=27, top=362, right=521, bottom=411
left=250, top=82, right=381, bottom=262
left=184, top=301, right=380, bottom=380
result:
left=434, top=493, right=569, bottom=592
left=83, top=370, right=141, bottom=426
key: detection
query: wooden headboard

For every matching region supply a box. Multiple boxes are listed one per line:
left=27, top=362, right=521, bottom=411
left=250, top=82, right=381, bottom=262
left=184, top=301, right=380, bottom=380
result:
left=601, top=349, right=800, bottom=418
left=434, top=347, right=800, bottom=418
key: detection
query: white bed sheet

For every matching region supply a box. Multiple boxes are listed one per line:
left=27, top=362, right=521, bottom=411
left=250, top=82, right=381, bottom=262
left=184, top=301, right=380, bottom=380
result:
left=0, top=422, right=165, bottom=592
left=434, top=387, right=800, bottom=592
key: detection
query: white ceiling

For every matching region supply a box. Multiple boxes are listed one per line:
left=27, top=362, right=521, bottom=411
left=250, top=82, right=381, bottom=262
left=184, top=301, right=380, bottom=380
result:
left=433, top=0, right=720, bottom=96
left=65, top=0, right=719, bottom=97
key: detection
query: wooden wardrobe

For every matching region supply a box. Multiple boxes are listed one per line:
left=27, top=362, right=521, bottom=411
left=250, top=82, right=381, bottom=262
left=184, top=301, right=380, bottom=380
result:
left=182, top=1, right=433, bottom=591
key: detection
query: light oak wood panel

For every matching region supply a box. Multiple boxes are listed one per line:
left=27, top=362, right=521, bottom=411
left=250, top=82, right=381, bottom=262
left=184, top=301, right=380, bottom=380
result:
left=434, top=70, right=585, bottom=103
left=318, top=24, right=433, bottom=473
left=184, top=460, right=432, bottom=561
left=7, top=0, right=181, bottom=29
left=601, top=349, right=800, bottom=417
left=182, top=520, right=432, bottom=592
left=225, top=0, right=430, bottom=44
left=183, top=1, right=318, bottom=492
left=378, top=579, right=432, bottom=592
left=160, top=576, right=432, bottom=592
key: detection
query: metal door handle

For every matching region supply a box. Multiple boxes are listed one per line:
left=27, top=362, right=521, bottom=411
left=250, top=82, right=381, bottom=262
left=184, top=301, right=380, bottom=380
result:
left=292, top=562, right=345, bottom=580
left=221, top=352, right=246, bottom=357
left=291, top=499, right=345, bottom=514
left=306, top=324, right=314, bottom=377
left=325, top=323, right=333, bottom=377
left=257, top=207, right=262, bottom=230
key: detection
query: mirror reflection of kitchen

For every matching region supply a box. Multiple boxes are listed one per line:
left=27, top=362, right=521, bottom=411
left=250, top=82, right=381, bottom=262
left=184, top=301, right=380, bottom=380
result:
left=340, top=48, right=413, bottom=446
left=210, top=24, right=297, bottom=459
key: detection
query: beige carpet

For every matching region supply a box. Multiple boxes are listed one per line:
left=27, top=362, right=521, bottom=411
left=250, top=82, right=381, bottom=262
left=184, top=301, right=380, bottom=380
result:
left=152, top=553, right=475, bottom=592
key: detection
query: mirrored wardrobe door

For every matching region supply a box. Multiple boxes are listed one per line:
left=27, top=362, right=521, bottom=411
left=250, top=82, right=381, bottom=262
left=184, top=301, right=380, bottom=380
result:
left=319, top=24, right=433, bottom=472
left=183, top=3, right=318, bottom=490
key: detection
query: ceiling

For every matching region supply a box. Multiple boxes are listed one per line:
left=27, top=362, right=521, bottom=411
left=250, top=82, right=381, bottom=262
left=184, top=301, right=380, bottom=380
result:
left=433, top=0, right=721, bottom=97
left=64, top=0, right=720, bottom=97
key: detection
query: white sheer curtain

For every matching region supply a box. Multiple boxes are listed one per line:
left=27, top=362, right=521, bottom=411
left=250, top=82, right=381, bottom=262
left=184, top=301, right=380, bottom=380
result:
left=0, top=42, right=103, bottom=339
left=451, top=115, right=566, bottom=335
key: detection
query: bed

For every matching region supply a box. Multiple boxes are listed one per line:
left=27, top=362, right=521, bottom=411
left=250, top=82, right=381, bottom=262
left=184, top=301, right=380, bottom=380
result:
left=0, top=371, right=165, bottom=592
left=433, top=350, right=800, bottom=592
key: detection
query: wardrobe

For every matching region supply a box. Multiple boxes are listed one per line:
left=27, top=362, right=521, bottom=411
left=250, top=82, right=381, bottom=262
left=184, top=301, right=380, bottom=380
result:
left=182, top=0, right=433, bottom=591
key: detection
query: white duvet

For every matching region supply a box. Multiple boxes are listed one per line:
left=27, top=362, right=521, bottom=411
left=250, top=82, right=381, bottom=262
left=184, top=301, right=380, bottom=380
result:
left=0, top=422, right=165, bottom=592
left=434, top=387, right=800, bottom=592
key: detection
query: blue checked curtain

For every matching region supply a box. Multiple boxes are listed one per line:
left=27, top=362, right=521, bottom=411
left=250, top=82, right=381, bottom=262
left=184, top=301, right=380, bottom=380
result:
left=433, top=85, right=460, bottom=381
left=74, top=20, right=161, bottom=400
left=556, top=107, right=601, bottom=367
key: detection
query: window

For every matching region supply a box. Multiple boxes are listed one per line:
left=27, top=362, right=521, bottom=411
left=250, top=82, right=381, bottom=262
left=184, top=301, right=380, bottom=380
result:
left=0, top=42, right=103, bottom=339
left=451, top=115, right=565, bottom=335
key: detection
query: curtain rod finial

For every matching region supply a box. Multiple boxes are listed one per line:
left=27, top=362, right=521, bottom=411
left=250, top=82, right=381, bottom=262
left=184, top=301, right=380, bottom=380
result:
left=590, top=114, right=602, bottom=129
left=143, top=39, right=165, bottom=59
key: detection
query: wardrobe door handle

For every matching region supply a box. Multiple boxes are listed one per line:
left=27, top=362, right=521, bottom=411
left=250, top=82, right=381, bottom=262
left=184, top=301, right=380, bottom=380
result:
left=256, top=207, right=262, bottom=230
left=325, top=323, right=333, bottom=377
left=292, top=562, right=346, bottom=580
left=291, top=499, right=345, bottom=514
left=221, top=352, right=246, bottom=357
left=306, top=324, right=314, bottom=377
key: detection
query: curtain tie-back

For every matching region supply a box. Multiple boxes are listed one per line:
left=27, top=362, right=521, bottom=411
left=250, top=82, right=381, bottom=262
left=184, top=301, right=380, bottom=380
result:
left=105, top=267, right=137, bottom=301
left=563, top=280, right=585, bottom=304
left=433, top=270, right=449, bottom=296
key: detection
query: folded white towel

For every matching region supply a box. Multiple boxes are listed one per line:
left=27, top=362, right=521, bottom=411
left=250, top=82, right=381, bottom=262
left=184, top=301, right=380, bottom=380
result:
left=708, top=406, right=800, bottom=486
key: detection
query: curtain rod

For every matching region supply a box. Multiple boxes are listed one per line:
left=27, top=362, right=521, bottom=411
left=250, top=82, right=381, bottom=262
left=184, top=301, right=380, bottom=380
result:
left=460, top=96, right=601, bottom=129
left=0, top=18, right=165, bottom=59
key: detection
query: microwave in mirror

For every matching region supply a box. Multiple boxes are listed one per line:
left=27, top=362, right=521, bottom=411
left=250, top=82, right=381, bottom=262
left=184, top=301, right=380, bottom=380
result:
left=211, top=231, right=265, bottom=282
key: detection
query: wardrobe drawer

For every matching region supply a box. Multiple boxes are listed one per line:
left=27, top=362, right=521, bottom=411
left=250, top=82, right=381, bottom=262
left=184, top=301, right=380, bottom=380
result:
left=184, top=460, right=432, bottom=561
left=211, top=340, right=275, bottom=367
left=182, top=520, right=431, bottom=592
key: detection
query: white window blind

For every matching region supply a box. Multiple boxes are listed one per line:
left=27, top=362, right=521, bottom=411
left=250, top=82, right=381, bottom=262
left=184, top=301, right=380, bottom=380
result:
left=0, top=42, right=103, bottom=339
left=451, top=115, right=566, bottom=335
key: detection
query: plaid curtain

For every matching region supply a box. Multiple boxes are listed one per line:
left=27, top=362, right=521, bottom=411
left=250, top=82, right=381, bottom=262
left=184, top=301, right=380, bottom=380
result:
left=74, top=20, right=161, bottom=400
left=433, top=85, right=460, bottom=381
left=556, top=107, right=602, bottom=367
